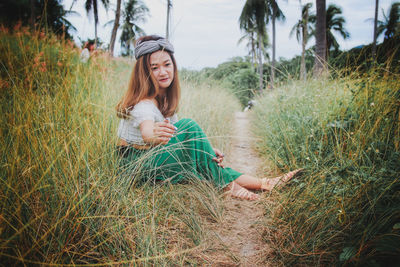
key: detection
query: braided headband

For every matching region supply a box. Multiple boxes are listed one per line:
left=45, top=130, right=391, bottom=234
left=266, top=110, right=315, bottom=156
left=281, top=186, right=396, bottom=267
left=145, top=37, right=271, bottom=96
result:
left=134, top=36, right=174, bottom=59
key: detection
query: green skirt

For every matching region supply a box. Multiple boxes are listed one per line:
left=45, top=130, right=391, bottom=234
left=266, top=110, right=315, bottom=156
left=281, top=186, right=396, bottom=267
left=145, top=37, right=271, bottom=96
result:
left=117, top=118, right=242, bottom=188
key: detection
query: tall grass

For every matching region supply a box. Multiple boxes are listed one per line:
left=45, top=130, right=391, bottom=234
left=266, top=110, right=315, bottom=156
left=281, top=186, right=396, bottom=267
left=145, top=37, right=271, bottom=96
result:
left=0, top=28, right=241, bottom=265
left=252, top=69, right=400, bottom=266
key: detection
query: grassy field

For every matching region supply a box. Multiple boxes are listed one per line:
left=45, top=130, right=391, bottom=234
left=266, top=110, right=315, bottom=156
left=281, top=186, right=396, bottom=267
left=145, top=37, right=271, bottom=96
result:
left=0, top=29, right=241, bottom=265
left=251, top=69, right=400, bottom=266
left=2, top=27, right=399, bottom=266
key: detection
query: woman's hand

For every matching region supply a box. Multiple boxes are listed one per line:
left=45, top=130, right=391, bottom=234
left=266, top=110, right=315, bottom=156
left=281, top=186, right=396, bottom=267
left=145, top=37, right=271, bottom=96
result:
left=152, top=119, right=177, bottom=144
left=140, top=119, right=177, bottom=145
left=213, top=148, right=225, bottom=168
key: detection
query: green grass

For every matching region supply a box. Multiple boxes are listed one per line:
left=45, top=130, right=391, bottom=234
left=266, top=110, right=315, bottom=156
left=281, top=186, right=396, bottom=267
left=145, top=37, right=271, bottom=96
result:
left=252, top=69, right=400, bottom=266
left=0, top=28, right=241, bottom=265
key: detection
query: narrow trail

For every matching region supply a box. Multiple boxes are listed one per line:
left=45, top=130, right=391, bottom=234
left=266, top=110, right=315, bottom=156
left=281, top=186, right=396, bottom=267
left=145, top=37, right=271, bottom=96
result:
left=205, top=112, right=274, bottom=266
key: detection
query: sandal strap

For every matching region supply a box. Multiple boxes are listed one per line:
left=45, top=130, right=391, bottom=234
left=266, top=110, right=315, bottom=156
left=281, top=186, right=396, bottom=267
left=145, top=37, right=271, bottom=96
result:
left=230, top=183, right=258, bottom=200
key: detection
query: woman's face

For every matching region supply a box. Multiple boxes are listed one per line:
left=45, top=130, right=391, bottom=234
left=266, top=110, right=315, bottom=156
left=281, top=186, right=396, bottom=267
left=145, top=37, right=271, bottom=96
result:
left=150, top=50, right=174, bottom=90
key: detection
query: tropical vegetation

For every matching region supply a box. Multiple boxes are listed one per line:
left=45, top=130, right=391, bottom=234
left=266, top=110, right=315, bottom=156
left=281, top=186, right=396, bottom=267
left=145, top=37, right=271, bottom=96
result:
left=0, top=0, right=77, bottom=39
left=1, top=0, right=400, bottom=266
left=376, top=2, right=400, bottom=40
left=309, top=4, right=350, bottom=58
left=119, top=0, right=149, bottom=56
left=84, top=0, right=110, bottom=46
left=290, top=2, right=313, bottom=80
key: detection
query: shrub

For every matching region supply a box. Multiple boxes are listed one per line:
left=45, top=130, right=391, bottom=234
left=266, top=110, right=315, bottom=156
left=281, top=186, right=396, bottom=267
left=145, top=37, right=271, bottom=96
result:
left=227, top=68, right=258, bottom=106
left=252, top=69, right=400, bottom=266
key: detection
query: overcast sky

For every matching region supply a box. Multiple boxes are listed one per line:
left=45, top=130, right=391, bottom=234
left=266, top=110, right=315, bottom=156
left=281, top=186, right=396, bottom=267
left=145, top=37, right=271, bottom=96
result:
left=65, top=0, right=395, bottom=70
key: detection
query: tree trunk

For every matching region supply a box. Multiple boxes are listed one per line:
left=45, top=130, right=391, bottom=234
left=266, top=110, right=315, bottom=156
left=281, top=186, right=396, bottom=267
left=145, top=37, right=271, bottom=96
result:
left=313, top=0, right=327, bottom=77
left=300, top=32, right=306, bottom=80
left=300, top=8, right=308, bottom=80
left=271, top=8, right=276, bottom=88
left=258, top=34, right=263, bottom=92
left=166, top=0, right=172, bottom=39
left=109, top=0, right=122, bottom=57
left=372, top=0, right=379, bottom=60
left=251, top=33, right=256, bottom=68
left=95, top=24, right=98, bottom=47
left=94, top=0, right=98, bottom=47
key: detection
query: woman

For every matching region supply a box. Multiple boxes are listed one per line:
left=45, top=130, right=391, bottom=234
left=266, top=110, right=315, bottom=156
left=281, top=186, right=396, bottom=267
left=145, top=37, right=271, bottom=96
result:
left=116, top=35, right=301, bottom=200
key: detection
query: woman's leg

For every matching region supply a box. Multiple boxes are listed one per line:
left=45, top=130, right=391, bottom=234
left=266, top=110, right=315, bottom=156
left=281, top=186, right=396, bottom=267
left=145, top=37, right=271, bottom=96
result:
left=236, top=169, right=304, bottom=191
left=225, top=182, right=259, bottom=200
left=137, top=118, right=301, bottom=199
left=234, top=174, right=262, bottom=190
left=158, top=118, right=242, bottom=187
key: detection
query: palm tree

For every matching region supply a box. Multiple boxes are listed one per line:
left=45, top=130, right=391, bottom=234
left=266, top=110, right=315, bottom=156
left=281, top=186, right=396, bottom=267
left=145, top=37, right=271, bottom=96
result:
left=238, top=28, right=257, bottom=66
left=120, top=0, right=149, bottom=56
left=310, top=4, right=349, bottom=58
left=313, top=0, right=326, bottom=76
left=290, top=2, right=313, bottom=80
left=265, top=0, right=286, bottom=88
left=376, top=2, right=400, bottom=40
left=42, top=0, right=78, bottom=38
left=239, top=0, right=269, bottom=92
left=238, top=24, right=269, bottom=68
left=85, top=0, right=110, bottom=46
left=109, top=0, right=122, bottom=56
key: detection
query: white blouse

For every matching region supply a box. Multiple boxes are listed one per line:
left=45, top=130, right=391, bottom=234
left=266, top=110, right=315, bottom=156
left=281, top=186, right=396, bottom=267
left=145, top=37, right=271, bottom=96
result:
left=117, top=100, right=178, bottom=145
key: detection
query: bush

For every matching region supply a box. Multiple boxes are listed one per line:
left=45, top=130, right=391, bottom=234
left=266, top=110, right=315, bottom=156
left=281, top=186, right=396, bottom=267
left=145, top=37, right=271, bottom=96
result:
left=227, top=68, right=258, bottom=106
left=197, top=57, right=259, bottom=107
left=252, top=69, right=400, bottom=266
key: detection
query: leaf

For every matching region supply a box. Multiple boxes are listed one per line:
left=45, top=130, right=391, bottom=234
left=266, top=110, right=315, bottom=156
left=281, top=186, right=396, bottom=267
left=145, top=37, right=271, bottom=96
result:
left=339, top=246, right=356, bottom=262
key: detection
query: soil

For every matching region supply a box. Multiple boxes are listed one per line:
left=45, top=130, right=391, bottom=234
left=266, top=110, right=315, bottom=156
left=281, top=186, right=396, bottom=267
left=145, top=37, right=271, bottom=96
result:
left=203, top=112, right=276, bottom=266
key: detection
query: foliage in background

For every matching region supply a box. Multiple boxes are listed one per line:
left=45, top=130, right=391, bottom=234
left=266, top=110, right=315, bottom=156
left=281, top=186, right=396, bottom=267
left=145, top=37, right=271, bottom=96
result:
left=119, top=0, right=149, bottom=56
left=194, top=29, right=400, bottom=107
left=251, top=67, right=400, bottom=266
left=179, top=57, right=260, bottom=107
left=309, top=4, right=350, bottom=57
left=84, top=0, right=110, bottom=46
left=0, top=29, right=240, bottom=265
left=0, top=0, right=76, bottom=39
left=330, top=35, right=400, bottom=73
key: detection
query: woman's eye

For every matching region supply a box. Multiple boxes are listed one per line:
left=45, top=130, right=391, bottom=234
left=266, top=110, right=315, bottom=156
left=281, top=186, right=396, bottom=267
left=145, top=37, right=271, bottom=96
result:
left=151, top=67, right=158, bottom=70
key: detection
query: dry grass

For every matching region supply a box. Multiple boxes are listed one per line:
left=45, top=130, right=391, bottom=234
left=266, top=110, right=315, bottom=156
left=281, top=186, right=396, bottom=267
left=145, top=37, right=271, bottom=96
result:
left=0, top=28, right=241, bottom=265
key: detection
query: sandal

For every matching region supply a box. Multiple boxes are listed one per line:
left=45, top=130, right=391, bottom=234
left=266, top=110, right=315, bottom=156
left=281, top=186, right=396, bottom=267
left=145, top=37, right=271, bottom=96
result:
left=226, top=182, right=259, bottom=201
left=261, top=168, right=303, bottom=191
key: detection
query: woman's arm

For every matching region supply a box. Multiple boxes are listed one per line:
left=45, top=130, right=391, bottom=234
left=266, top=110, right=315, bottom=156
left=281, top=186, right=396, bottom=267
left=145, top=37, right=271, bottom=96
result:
left=140, top=119, right=177, bottom=145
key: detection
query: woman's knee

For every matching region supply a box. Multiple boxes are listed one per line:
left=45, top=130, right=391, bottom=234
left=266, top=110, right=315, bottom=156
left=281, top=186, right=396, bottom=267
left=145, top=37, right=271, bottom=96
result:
left=175, top=118, right=201, bottom=130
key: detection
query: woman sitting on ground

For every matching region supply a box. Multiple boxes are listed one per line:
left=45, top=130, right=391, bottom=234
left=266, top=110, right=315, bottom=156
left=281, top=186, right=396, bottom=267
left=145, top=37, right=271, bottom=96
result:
left=116, top=35, right=301, bottom=200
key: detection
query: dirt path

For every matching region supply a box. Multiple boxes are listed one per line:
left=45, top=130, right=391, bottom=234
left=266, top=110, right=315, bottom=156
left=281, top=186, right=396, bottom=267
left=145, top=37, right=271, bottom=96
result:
left=205, top=112, right=274, bottom=266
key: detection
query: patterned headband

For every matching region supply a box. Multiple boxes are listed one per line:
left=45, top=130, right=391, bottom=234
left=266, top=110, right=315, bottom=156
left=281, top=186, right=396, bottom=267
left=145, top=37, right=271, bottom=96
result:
left=134, top=36, right=174, bottom=59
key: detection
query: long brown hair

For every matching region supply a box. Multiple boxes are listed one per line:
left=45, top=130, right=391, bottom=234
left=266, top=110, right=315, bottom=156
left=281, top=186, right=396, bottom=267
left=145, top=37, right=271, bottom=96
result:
left=116, top=36, right=180, bottom=119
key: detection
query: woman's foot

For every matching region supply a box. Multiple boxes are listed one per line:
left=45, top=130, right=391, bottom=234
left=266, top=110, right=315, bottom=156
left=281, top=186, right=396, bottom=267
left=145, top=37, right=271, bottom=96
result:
left=261, top=168, right=303, bottom=191
left=225, top=182, right=259, bottom=201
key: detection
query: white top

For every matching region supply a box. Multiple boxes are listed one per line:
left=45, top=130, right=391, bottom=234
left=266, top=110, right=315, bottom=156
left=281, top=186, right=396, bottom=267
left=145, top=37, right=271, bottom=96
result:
left=80, top=48, right=90, bottom=63
left=117, top=100, right=178, bottom=145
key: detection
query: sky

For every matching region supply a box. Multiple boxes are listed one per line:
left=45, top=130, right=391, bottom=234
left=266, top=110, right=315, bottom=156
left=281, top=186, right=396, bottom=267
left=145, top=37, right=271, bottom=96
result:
left=64, top=0, right=395, bottom=70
